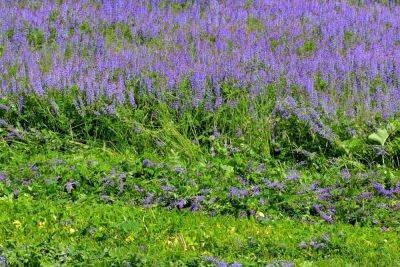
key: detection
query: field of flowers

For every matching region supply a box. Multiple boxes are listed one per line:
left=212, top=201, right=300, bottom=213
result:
left=0, top=0, right=399, bottom=266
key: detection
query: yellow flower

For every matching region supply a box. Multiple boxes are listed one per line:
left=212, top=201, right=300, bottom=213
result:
left=256, top=211, right=265, bottom=218
left=38, top=221, right=46, bottom=229
left=13, top=220, right=22, bottom=229
left=69, top=228, right=76, bottom=234
left=125, top=234, right=134, bottom=243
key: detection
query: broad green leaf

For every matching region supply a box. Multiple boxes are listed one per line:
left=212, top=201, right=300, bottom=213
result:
left=368, top=128, right=389, bottom=146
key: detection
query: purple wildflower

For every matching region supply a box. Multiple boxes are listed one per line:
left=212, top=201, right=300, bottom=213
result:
left=262, top=179, right=285, bottom=190
left=320, top=212, right=333, bottom=224
left=285, top=169, right=300, bottom=181
left=143, top=194, right=154, bottom=207
left=251, top=185, right=260, bottom=196
left=229, top=187, right=248, bottom=199
left=172, top=199, right=187, bottom=210
left=161, top=185, right=176, bottom=192
left=133, top=185, right=145, bottom=193
left=373, top=182, right=392, bottom=197
left=298, top=241, right=308, bottom=249
left=321, top=233, right=330, bottom=242
left=356, top=192, right=372, bottom=200
left=29, top=164, right=39, bottom=172
left=142, top=159, right=155, bottom=168
left=0, top=172, right=6, bottom=182
left=174, top=167, right=184, bottom=174
left=341, top=168, right=351, bottom=182
left=65, top=181, right=76, bottom=194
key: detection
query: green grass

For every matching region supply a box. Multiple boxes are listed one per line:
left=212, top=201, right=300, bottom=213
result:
left=0, top=94, right=399, bottom=265
left=0, top=196, right=399, bottom=266
left=0, top=137, right=398, bottom=266
left=1, top=1, right=400, bottom=265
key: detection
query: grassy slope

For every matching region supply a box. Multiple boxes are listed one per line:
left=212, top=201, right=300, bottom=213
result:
left=1, top=197, right=399, bottom=266
left=0, top=140, right=399, bottom=266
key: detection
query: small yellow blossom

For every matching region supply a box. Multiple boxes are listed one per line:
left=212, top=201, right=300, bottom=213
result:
left=256, top=211, right=265, bottom=218
left=38, top=221, right=46, bottom=229
left=69, top=228, right=76, bottom=234
left=125, top=234, right=134, bottom=243
left=13, top=220, right=22, bottom=229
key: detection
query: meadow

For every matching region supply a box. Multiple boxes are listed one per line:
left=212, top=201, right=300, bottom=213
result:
left=0, top=0, right=399, bottom=266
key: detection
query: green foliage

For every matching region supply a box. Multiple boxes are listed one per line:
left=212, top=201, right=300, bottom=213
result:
left=246, top=17, right=264, bottom=32
left=0, top=114, right=399, bottom=265
left=297, top=39, right=317, bottom=58
left=0, top=197, right=398, bottom=266
left=26, top=27, right=45, bottom=49
left=368, top=128, right=389, bottom=146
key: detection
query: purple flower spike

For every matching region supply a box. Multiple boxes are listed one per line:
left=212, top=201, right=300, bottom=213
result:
left=320, top=212, right=333, bottom=224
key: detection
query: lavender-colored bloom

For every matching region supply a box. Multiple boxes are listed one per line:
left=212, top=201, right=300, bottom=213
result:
left=17, top=96, right=24, bottom=113
left=245, top=163, right=251, bottom=173
left=0, top=172, right=7, bottom=182
left=373, top=182, right=392, bottom=197
left=321, top=233, right=330, bottom=242
left=0, top=253, right=7, bottom=266
left=174, top=167, right=184, bottom=174
left=320, top=212, right=333, bottom=224
left=229, top=187, right=248, bottom=199
left=172, top=199, right=187, bottom=209
left=310, top=182, right=319, bottom=190
left=161, top=185, right=176, bottom=192
left=202, top=256, right=218, bottom=264
left=237, top=177, right=248, bottom=185
left=340, top=168, right=351, bottom=182
left=251, top=185, right=260, bottom=196
left=29, top=164, right=39, bottom=172
left=285, top=169, right=300, bottom=181
left=316, top=188, right=331, bottom=200
left=193, top=195, right=205, bottom=202
left=100, top=194, right=113, bottom=204
left=298, top=241, right=308, bottom=249
left=133, top=184, right=145, bottom=193
left=65, top=181, right=76, bottom=194
left=0, top=0, right=398, bottom=128
left=235, top=128, right=242, bottom=138
left=312, top=204, right=321, bottom=214
left=200, top=188, right=210, bottom=195
left=0, top=104, right=10, bottom=111
left=262, top=179, right=285, bottom=190
left=310, top=239, right=325, bottom=249
left=143, top=193, right=154, bottom=207
left=190, top=203, right=201, bottom=212
left=356, top=192, right=372, bottom=200
left=142, top=159, right=155, bottom=168
left=203, top=256, right=229, bottom=266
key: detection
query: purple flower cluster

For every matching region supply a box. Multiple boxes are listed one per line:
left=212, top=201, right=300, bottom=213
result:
left=202, top=256, right=242, bottom=267
left=299, top=234, right=330, bottom=250
left=262, top=179, right=284, bottom=190
left=372, top=182, right=400, bottom=197
left=0, top=1, right=400, bottom=140
left=229, top=187, right=248, bottom=199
